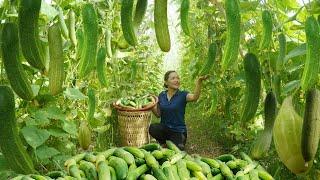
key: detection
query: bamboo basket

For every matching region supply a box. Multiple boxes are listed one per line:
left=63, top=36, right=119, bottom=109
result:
left=113, top=95, right=158, bottom=146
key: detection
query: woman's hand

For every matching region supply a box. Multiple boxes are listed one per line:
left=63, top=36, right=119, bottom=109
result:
left=197, top=75, right=210, bottom=83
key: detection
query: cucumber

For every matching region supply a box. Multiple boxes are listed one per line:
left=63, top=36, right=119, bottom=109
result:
left=169, top=152, right=186, bottom=164
left=259, top=10, right=273, bottom=50
left=161, top=149, right=175, bottom=159
left=144, top=151, right=159, bottom=169
left=211, top=173, right=223, bottom=180
left=108, top=156, right=128, bottom=179
left=141, top=174, right=157, bottom=180
left=121, top=0, right=137, bottom=46
left=141, top=143, right=161, bottom=151
left=171, top=165, right=180, bottom=180
left=301, top=16, right=320, bottom=90
left=135, top=158, right=146, bottom=166
left=84, top=153, right=96, bottom=163
left=200, top=42, right=217, bottom=75
left=0, top=86, right=36, bottom=174
left=192, top=171, right=207, bottom=180
left=18, top=0, right=45, bottom=70
left=218, top=161, right=233, bottom=178
left=124, top=147, right=145, bottom=159
left=133, top=0, right=148, bottom=28
left=48, top=23, right=65, bottom=96
left=216, top=154, right=236, bottom=162
left=76, top=29, right=84, bottom=60
left=163, top=166, right=175, bottom=180
left=87, top=88, right=96, bottom=123
left=152, top=168, right=168, bottom=180
left=96, top=47, right=108, bottom=87
left=186, top=160, right=202, bottom=172
left=105, top=29, right=113, bottom=58
left=257, top=169, right=274, bottom=180
left=240, top=53, right=261, bottom=122
left=57, top=7, right=69, bottom=39
left=176, top=160, right=190, bottom=180
left=114, top=148, right=135, bottom=165
left=276, top=33, right=286, bottom=72
left=99, top=148, right=116, bottom=159
left=301, top=89, right=320, bottom=162
left=200, top=157, right=219, bottom=168
left=46, top=171, right=66, bottom=179
left=249, top=169, right=259, bottom=180
left=180, top=0, right=190, bottom=36
left=154, top=0, right=170, bottom=52
left=109, top=166, right=117, bottom=180
left=221, top=0, right=241, bottom=70
left=166, top=140, right=181, bottom=153
left=250, top=91, right=277, bottom=159
left=239, top=152, right=253, bottom=163
left=79, top=3, right=98, bottom=77
left=127, top=164, right=149, bottom=180
left=151, top=150, right=164, bottom=160
left=68, top=9, right=77, bottom=47
left=211, top=168, right=221, bottom=176
left=1, top=23, right=34, bottom=100
left=226, top=160, right=238, bottom=169
left=194, top=158, right=211, bottom=175
left=79, top=160, right=98, bottom=180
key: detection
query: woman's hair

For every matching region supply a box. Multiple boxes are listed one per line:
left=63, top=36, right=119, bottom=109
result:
left=163, top=70, right=176, bottom=88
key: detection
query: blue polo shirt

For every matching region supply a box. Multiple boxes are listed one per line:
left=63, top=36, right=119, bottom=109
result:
left=158, top=90, right=189, bottom=133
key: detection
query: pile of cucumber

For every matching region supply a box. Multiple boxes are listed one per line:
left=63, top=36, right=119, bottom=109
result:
left=11, top=141, right=273, bottom=180
left=115, top=94, right=154, bottom=110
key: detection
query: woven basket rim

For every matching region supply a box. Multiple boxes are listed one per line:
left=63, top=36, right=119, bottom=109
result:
left=113, top=95, right=158, bottom=112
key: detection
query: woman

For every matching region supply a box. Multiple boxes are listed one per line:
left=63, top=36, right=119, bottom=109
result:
left=150, top=70, right=208, bottom=150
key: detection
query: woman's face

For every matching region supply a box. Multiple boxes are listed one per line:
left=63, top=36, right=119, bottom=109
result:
left=165, top=72, right=180, bottom=90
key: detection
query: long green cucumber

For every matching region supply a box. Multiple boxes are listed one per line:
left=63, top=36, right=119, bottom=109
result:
left=78, top=3, right=98, bottom=77
left=200, top=42, right=217, bottom=75
left=221, top=0, right=241, bottom=70
left=96, top=47, right=108, bottom=87
left=133, top=0, right=148, bottom=28
left=240, top=53, right=261, bottom=122
left=121, top=0, right=137, bottom=46
left=180, top=0, right=190, bottom=36
left=301, top=89, right=320, bottom=162
left=1, top=23, right=34, bottom=100
left=0, top=86, right=36, bottom=174
left=301, top=16, right=320, bottom=90
left=18, top=0, right=45, bottom=71
left=76, top=28, right=84, bottom=60
left=259, top=10, right=273, bottom=50
left=48, top=23, right=65, bottom=96
left=154, top=0, right=171, bottom=52
left=105, top=29, right=113, bottom=58
left=276, top=33, right=286, bottom=72
left=68, top=9, right=77, bottom=46
left=57, top=7, right=69, bottom=39
left=87, top=88, right=96, bottom=123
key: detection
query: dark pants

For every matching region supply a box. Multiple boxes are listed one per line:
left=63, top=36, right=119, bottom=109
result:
left=149, top=123, right=187, bottom=150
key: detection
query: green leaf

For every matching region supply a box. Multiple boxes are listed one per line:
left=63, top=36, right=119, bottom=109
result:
left=62, top=120, right=77, bottom=136
left=48, top=128, right=69, bottom=138
left=64, top=88, right=87, bottom=100
left=283, top=80, right=300, bottom=95
left=45, top=106, right=66, bottom=120
left=284, top=43, right=306, bottom=63
left=40, top=1, right=58, bottom=21
left=33, top=110, right=50, bottom=126
left=31, top=85, right=40, bottom=97
left=35, top=145, right=60, bottom=160
left=21, top=126, right=50, bottom=149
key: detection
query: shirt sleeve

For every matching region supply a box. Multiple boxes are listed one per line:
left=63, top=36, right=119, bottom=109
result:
left=183, top=90, right=189, bottom=102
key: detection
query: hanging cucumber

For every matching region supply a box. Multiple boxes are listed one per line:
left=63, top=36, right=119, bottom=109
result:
left=48, top=23, right=65, bottom=96
left=209, top=86, right=218, bottom=114
left=154, top=0, right=171, bottom=52
left=301, top=16, right=320, bottom=90
left=0, top=86, right=36, bottom=174
left=18, top=0, right=45, bottom=70
left=133, top=0, right=148, bottom=28
left=240, top=53, right=261, bottom=122
left=87, top=88, right=96, bottom=122
left=105, top=29, right=113, bottom=58
left=250, top=91, right=277, bottom=159
left=68, top=9, right=77, bottom=47
left=199, top=42, right=217, bottom=75
left=57, top=7, right=69, bottom=39
left=1, top=23, right=34, bottom=100
left=78, top=121, right=92, bottom=150
left=301, top=89, right=320, bottom=162
left=221, top=0, right=241, bottom=70
left=259, top=10, right=273, bottom=50
left=78, top=3, right=98, bottom=78
left=96, top=47, right=108, bottom=87
left=121, top=0, right=137, bottom=46
left=76, top=28, right=84, bottom=60
left=276, top=33, right=286, bottom=73
left=180, top=0, right=190, bottom=36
